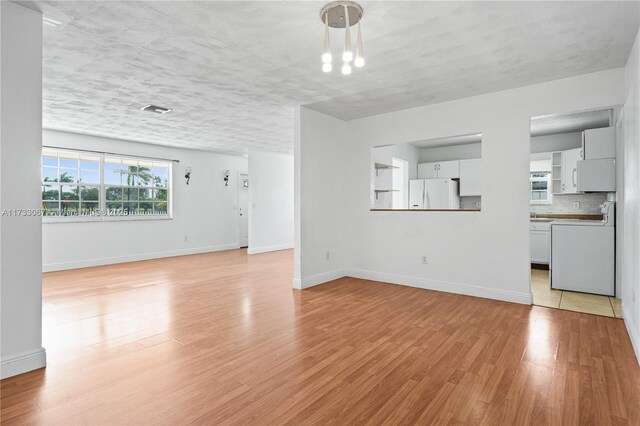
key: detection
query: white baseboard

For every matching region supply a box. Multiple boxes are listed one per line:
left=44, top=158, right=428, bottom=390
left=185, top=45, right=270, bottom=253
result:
left=42, top=243, right=240, bottom=272
left=292, top=277, right=302, bottom=289
left=346, top=268, right=533, bottom=305
left=247, top=243, right=293, bottom=255
left=299, top=269, right=346, bottom=289
left=622, top=305, right=640, bottom=365
left=1, top=348, right=46, bottom=379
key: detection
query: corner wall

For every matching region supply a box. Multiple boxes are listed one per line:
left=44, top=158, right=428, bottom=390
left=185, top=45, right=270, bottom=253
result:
left=623, top=29, right=640, bottom=362
left=342, top=69, right=624, bottom=305
left=1, top=2, right=46, bottom=379
left=297, top=68, right=625, bottom=306
left=248, top=150, right=294, bottom=254
left=293, top=107, right=347, bottom=288
left=41, top=130, right=247, bottom=271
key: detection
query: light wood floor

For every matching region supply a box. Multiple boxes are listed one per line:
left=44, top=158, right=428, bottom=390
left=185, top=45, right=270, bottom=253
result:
left=2, top=249, right=639, bottom=425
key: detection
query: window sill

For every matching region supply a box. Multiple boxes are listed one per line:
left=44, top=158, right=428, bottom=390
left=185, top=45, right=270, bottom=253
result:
left=43, top=216, right=173, bottom=224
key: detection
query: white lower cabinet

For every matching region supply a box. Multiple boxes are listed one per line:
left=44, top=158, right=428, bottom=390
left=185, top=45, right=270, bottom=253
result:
left=530, top=222, right=551, bottom=264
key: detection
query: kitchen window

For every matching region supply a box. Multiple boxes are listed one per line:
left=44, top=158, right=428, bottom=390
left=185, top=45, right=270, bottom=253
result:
left=42, top=149, right=172, bottom=221
left=530, top=172, right=552, bottom=205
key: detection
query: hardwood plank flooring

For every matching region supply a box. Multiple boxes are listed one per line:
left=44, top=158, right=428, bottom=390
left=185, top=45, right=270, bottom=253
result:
left=1, top=249, right=639, bottom=425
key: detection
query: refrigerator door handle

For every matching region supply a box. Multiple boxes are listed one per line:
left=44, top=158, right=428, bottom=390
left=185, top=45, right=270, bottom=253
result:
left=424, top=184, right=428, bottom=209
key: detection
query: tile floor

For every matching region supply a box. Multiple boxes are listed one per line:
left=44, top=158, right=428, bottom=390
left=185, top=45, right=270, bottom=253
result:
left=531, top=269, right=622, bottom=318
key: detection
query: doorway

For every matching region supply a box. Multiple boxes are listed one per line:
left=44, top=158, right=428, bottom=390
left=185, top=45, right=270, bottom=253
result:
left=528, top=108, right=621, bottom=318
left=238, top=172, right=249, bottom=248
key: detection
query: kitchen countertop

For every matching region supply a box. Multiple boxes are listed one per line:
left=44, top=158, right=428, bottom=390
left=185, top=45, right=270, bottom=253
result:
left=530, top=213, right=603, bottom=221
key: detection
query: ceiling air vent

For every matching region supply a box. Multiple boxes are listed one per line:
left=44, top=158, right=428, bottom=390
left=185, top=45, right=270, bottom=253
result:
left=141, top=105, right=172, bottom=114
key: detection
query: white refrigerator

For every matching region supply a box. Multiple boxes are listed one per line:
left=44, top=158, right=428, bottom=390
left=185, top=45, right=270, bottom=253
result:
left=409, top=179, right=460, bottom=209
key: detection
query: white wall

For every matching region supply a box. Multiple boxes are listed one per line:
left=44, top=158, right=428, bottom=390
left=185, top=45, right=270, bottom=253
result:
left=530, top=132, right=583, bottom=153
left=297, top=68, right=625, bottom=307
left=293, top=107, right=347, bottom=289
left=0, top=2, right=46, bottom=379
left=247, top=150, right=294, bottom=254
left=42, top=130, right=247, bottom=271
left=623, top=29, right=640, bottom=362
left=419, top=143, right=481, bottom=163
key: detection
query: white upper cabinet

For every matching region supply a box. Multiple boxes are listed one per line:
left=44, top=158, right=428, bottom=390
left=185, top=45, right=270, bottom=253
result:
left=460, top=159, right=482, bottom=196
left=561, top=147, right=582, bottom=194
left=418, top=162, right=438, bottom=179
left=417, top=160, right=460, bottom=179
left=437, top=160, right=460, bottom=179
left=583, top=127, right=615, bottom=160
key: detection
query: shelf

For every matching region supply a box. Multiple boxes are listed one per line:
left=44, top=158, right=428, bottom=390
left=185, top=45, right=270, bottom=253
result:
left=373, top=189, right=399, bottom=200
left=374, top=163, right=399, bottom=170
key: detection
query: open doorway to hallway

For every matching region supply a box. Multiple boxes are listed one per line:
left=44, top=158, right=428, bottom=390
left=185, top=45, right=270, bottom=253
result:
left=238, top=172, right=249, bottom=248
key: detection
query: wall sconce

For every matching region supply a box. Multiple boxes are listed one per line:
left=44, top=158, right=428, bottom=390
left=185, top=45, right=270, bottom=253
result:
left=224, top=170, right=230, bottom=186
left=185, top=167, right=192, bottom=185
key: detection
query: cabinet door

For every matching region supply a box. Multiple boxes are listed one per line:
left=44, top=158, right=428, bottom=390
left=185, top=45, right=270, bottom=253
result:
left=562, top=148, right=582, bottom=194
left=460, top=159, right=481, bottom=196
left=530, top=230, right=550, bottom=264
left=437, top=160, right=460, bottom=179
left=583, top=127, right=615, bottom=159
left=418, top=162, right=438, bottom=179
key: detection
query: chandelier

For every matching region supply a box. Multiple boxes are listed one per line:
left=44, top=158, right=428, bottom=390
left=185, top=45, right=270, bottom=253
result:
left=320, top=1, right=364, bottom=75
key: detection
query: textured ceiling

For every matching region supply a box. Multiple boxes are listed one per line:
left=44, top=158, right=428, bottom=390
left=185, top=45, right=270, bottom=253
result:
left=36, top=1, right=640, bottom=155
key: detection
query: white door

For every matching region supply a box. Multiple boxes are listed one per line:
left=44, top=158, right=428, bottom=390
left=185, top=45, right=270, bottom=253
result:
left=437, top=161, right=460, bottom=179
left=238, top=173, right=249, bottom=247
left=409, top=180, right=424, bottom=209
left=425, top=179, right=451, bottom=209
left=417, top=162, right=438, bottom=179
left=391, top=157, right=409, bottom=209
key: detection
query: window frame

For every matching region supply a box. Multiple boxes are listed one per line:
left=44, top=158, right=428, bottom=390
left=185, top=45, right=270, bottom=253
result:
left=42, top=149, right=173, bottom=223
left=529, top=171, right=552, bottom=205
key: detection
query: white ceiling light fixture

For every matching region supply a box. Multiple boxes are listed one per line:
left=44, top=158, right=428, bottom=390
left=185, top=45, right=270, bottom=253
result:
left=320, top=1, right=364, bottom=75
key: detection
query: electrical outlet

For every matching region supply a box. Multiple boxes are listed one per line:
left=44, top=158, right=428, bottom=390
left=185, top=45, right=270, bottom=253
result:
left=421, top=255, right=428, bottom=264
left=184, top=235, right=188, bottom=242
left=325, top=251, right=330, bottom=261
left=573, top=201, right=580, bottom=209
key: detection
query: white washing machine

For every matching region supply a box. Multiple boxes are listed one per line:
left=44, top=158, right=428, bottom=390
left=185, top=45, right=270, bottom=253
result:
left=550, top=202, right=615, bottom=296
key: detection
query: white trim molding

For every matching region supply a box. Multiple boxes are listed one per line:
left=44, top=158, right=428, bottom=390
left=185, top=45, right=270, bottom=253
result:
left=247, top=243, right=294, bottom=255
left=623, top=305, right=640, bottom=365
left=346, top=269, right=533, bottom=305
left=43, top=243, right=240, bottom=272
left=298, top=269, right=346, bottom=289
left=1, top=348, right=46, bottom=379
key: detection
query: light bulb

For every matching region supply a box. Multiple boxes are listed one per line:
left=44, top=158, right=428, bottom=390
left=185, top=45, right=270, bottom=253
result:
left=354, top=22, right=364, bottom=67
left=322, top=63, right=332, bottom=73
left=322, top=11, right=332, bottom=65
left=341, top=63, right=352, bottom=75
left=343, top=5, right=352, bottom=63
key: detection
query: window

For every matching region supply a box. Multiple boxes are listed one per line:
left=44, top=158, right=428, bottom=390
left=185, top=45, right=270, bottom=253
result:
left=42, top=149, right=172, bottom=220
left=530, top=172, right=552, bottom=205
